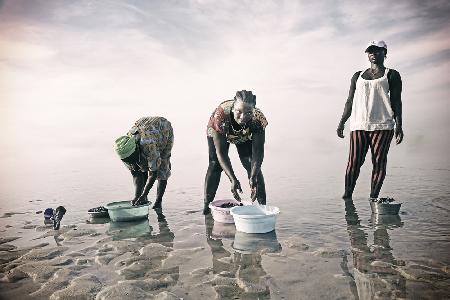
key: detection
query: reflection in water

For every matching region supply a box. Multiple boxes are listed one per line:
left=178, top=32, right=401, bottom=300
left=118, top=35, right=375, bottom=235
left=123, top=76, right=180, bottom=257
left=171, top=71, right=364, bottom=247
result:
left=343, top=200, right=406, bottom=300
left=106, top=210, right=178, bottom=287
left=107, top=210, right=175, bottom=247
left=148, top=209, right=176, bottom=248
left=108, top=218, right=152, bottom=239
left=86, top=217, right=110, bottom=225
left=232, top=231, right=282, bottom=254
left=211, top=220, right=236, bottom=239
left=205, top=215, right=280, bottom=299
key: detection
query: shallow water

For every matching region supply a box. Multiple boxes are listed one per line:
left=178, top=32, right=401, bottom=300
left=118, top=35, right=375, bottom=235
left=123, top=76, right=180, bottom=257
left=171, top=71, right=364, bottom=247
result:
left=0, top=156, right=449, bottom=299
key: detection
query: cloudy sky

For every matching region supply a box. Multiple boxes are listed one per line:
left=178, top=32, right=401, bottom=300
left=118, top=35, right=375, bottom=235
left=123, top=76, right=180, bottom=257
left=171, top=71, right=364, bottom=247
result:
left=0, top=0, right=449, bottom=200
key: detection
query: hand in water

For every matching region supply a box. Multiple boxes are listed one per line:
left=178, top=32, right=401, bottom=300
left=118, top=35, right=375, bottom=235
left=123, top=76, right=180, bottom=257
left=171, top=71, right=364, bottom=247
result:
left=132, top=195, right=148, bottom=206
left=231, top=179, right=242, bottom=201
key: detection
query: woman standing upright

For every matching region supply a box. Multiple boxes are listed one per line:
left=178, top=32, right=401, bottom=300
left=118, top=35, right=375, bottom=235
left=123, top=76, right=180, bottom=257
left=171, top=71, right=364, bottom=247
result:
left=337, top=40, right=404, bottom=199
left=204, top=90, right=268, bottom=214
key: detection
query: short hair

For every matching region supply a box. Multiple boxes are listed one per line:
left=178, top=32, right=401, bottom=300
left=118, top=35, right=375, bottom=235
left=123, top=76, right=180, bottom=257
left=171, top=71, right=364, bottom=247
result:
left=234, top=90, right=256, bottom=106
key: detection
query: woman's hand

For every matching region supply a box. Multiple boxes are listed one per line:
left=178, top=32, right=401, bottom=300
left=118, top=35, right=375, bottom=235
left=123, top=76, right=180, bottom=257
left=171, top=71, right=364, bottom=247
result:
left=231, top=179, right=242, bottom=201
left=395, top=127, right=404, bottom=144
left=337, top=124, right=345, bottom=138
left=132, top=195, right=148, bottom=206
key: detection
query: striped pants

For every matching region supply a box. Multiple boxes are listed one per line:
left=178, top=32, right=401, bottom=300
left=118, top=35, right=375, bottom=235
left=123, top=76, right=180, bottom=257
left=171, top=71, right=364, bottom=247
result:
left=345, top=130, right=394, bottom=198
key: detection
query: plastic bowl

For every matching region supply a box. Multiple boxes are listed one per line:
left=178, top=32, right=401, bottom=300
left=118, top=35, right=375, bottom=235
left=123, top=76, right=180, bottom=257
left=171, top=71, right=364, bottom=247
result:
left=105, top=201, right=150, bottom=222
left=230, top=204, right=280, bottom=234
left=88, top=206, right=109, bottom=218
left=209, top=199, right=241, bottom=223
left=369, top=200, right=402, bottom=215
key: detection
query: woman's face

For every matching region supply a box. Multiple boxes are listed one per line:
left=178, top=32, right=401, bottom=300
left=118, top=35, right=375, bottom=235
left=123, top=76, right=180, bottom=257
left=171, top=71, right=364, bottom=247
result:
left=232, top=100, right=254, bottom=126
left=121, top=149, right=139, bottom=164
left=367, top=46, right=386, bottom=64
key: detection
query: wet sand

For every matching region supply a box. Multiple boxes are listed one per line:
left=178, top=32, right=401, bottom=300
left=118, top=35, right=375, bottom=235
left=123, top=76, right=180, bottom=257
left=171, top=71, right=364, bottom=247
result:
left=1, top=205, right=449, bottom=299
left=1, top=166, right=450, bottom=299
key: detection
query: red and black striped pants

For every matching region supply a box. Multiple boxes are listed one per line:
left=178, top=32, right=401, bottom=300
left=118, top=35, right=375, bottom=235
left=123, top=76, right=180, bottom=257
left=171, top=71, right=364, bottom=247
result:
left=345, top=130, right=394, bottom=198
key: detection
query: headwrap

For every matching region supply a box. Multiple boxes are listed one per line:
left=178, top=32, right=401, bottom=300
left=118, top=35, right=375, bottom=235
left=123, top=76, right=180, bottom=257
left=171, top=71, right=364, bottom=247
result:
left=114, top=135, right=136, bottom=159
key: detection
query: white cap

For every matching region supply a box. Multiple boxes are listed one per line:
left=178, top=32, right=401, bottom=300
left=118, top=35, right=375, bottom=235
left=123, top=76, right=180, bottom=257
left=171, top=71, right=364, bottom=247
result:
left=365, top=40, right=387, bottom=52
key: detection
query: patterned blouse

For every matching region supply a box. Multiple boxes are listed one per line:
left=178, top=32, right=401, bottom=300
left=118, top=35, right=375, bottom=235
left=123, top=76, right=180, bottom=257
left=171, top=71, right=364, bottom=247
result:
left=124, top=117, right=174, bottom=180
left=207, top=100, right=268, bottom=144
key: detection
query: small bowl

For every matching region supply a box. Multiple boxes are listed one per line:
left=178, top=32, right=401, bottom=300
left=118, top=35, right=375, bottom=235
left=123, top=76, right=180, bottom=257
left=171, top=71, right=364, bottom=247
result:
left=209, top=199, right=242, bottom=223
left=105, top=201, right=150, bottom=222
left=88, top=206, right=109, bottom=218
left=369, top=199, right=402, bottom=215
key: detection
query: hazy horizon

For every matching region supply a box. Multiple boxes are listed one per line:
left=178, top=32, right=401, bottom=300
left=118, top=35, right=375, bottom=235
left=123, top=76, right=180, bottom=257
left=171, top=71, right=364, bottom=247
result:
left=1, top=0, right=449, bottom=205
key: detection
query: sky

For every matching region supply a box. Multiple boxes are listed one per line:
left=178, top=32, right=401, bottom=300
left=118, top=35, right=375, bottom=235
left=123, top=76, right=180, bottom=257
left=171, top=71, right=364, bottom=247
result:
left=0, top=0, right=449, bottom=201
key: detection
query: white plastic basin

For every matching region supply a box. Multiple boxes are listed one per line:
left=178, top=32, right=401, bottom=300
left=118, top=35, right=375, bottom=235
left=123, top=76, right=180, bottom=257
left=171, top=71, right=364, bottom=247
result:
left=209, top=199, right=241, bottom=223
left=105, top=201, right=150, bottom=222
left=230, top=204, right=280, bottom=233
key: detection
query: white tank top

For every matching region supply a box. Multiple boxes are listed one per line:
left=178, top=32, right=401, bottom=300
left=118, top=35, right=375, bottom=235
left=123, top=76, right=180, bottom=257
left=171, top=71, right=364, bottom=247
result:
left=349, top=68, right=395, bottom=131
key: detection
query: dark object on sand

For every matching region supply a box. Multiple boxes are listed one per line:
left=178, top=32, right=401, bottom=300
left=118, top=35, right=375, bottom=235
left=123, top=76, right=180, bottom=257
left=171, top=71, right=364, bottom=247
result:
left=88, top=206, right=109, bottom=218
left=370, top=197, right=395, bottom=204
left=369, top=197, right=401, bottom=215
left=53, top=206, right=66, bottom=230
left=219, top=202, right=244, bottom=208
left=44, top=208, right=54, bottom=220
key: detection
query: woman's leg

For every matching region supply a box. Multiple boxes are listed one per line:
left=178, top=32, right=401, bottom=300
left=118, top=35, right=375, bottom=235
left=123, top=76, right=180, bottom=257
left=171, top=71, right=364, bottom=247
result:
left=204, top=137, right=229, bottom=214
left=153, top=121, right=174, bottom=209
left=344, top=131, right=370, bottom=198
left=368, top=130, right=394, bottom=198
left=153, top=179, right=167, bottom=209
left=236, top=140, right=266, bottom=204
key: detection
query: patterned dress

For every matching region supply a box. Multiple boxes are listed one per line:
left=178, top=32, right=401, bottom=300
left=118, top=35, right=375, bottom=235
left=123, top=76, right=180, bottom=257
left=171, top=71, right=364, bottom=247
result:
left=207, top=100, right=268, bottom=144
left=124, top=117, right=174, bottom=180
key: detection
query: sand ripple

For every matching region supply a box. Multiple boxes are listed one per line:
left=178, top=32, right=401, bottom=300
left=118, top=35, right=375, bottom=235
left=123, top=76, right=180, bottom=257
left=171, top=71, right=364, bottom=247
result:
left=50, top=274, right=102, bottom=300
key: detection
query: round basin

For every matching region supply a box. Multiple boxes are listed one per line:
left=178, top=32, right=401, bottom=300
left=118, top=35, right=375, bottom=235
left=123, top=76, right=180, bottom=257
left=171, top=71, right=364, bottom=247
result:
left=209, top=199, right=242, bottom=223
left=230, top=204, right=280, bottom=234
left=105, top=201, right=150, bottom=222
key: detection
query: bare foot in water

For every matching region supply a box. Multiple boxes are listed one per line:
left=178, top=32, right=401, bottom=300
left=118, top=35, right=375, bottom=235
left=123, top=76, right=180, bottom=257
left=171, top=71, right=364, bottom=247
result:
left=202, top=206, right=211, bottom=215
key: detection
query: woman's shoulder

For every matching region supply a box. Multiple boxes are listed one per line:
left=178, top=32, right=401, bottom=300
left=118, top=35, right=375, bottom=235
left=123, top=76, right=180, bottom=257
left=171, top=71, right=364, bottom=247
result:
left=387, top=68, right=401, bottom=77
left=252, top=108, right=268, bottom=128
left=352, top=70, right=363, bottom=81
left=218, top=99, right=234, bottom=107
left=387, top=68, right=402, bottom=84
left=217, top=100, right=234, bottom=113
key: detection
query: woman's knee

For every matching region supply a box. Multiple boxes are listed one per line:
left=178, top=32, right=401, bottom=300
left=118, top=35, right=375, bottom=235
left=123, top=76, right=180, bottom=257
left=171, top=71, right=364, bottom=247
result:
left=239, top=156, right=251, bottom=169
left=372, top=156, right=388, bottom=168
left=257, top=170, right=265, bottom=181
left=208, top=160, right=223, bottom=173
